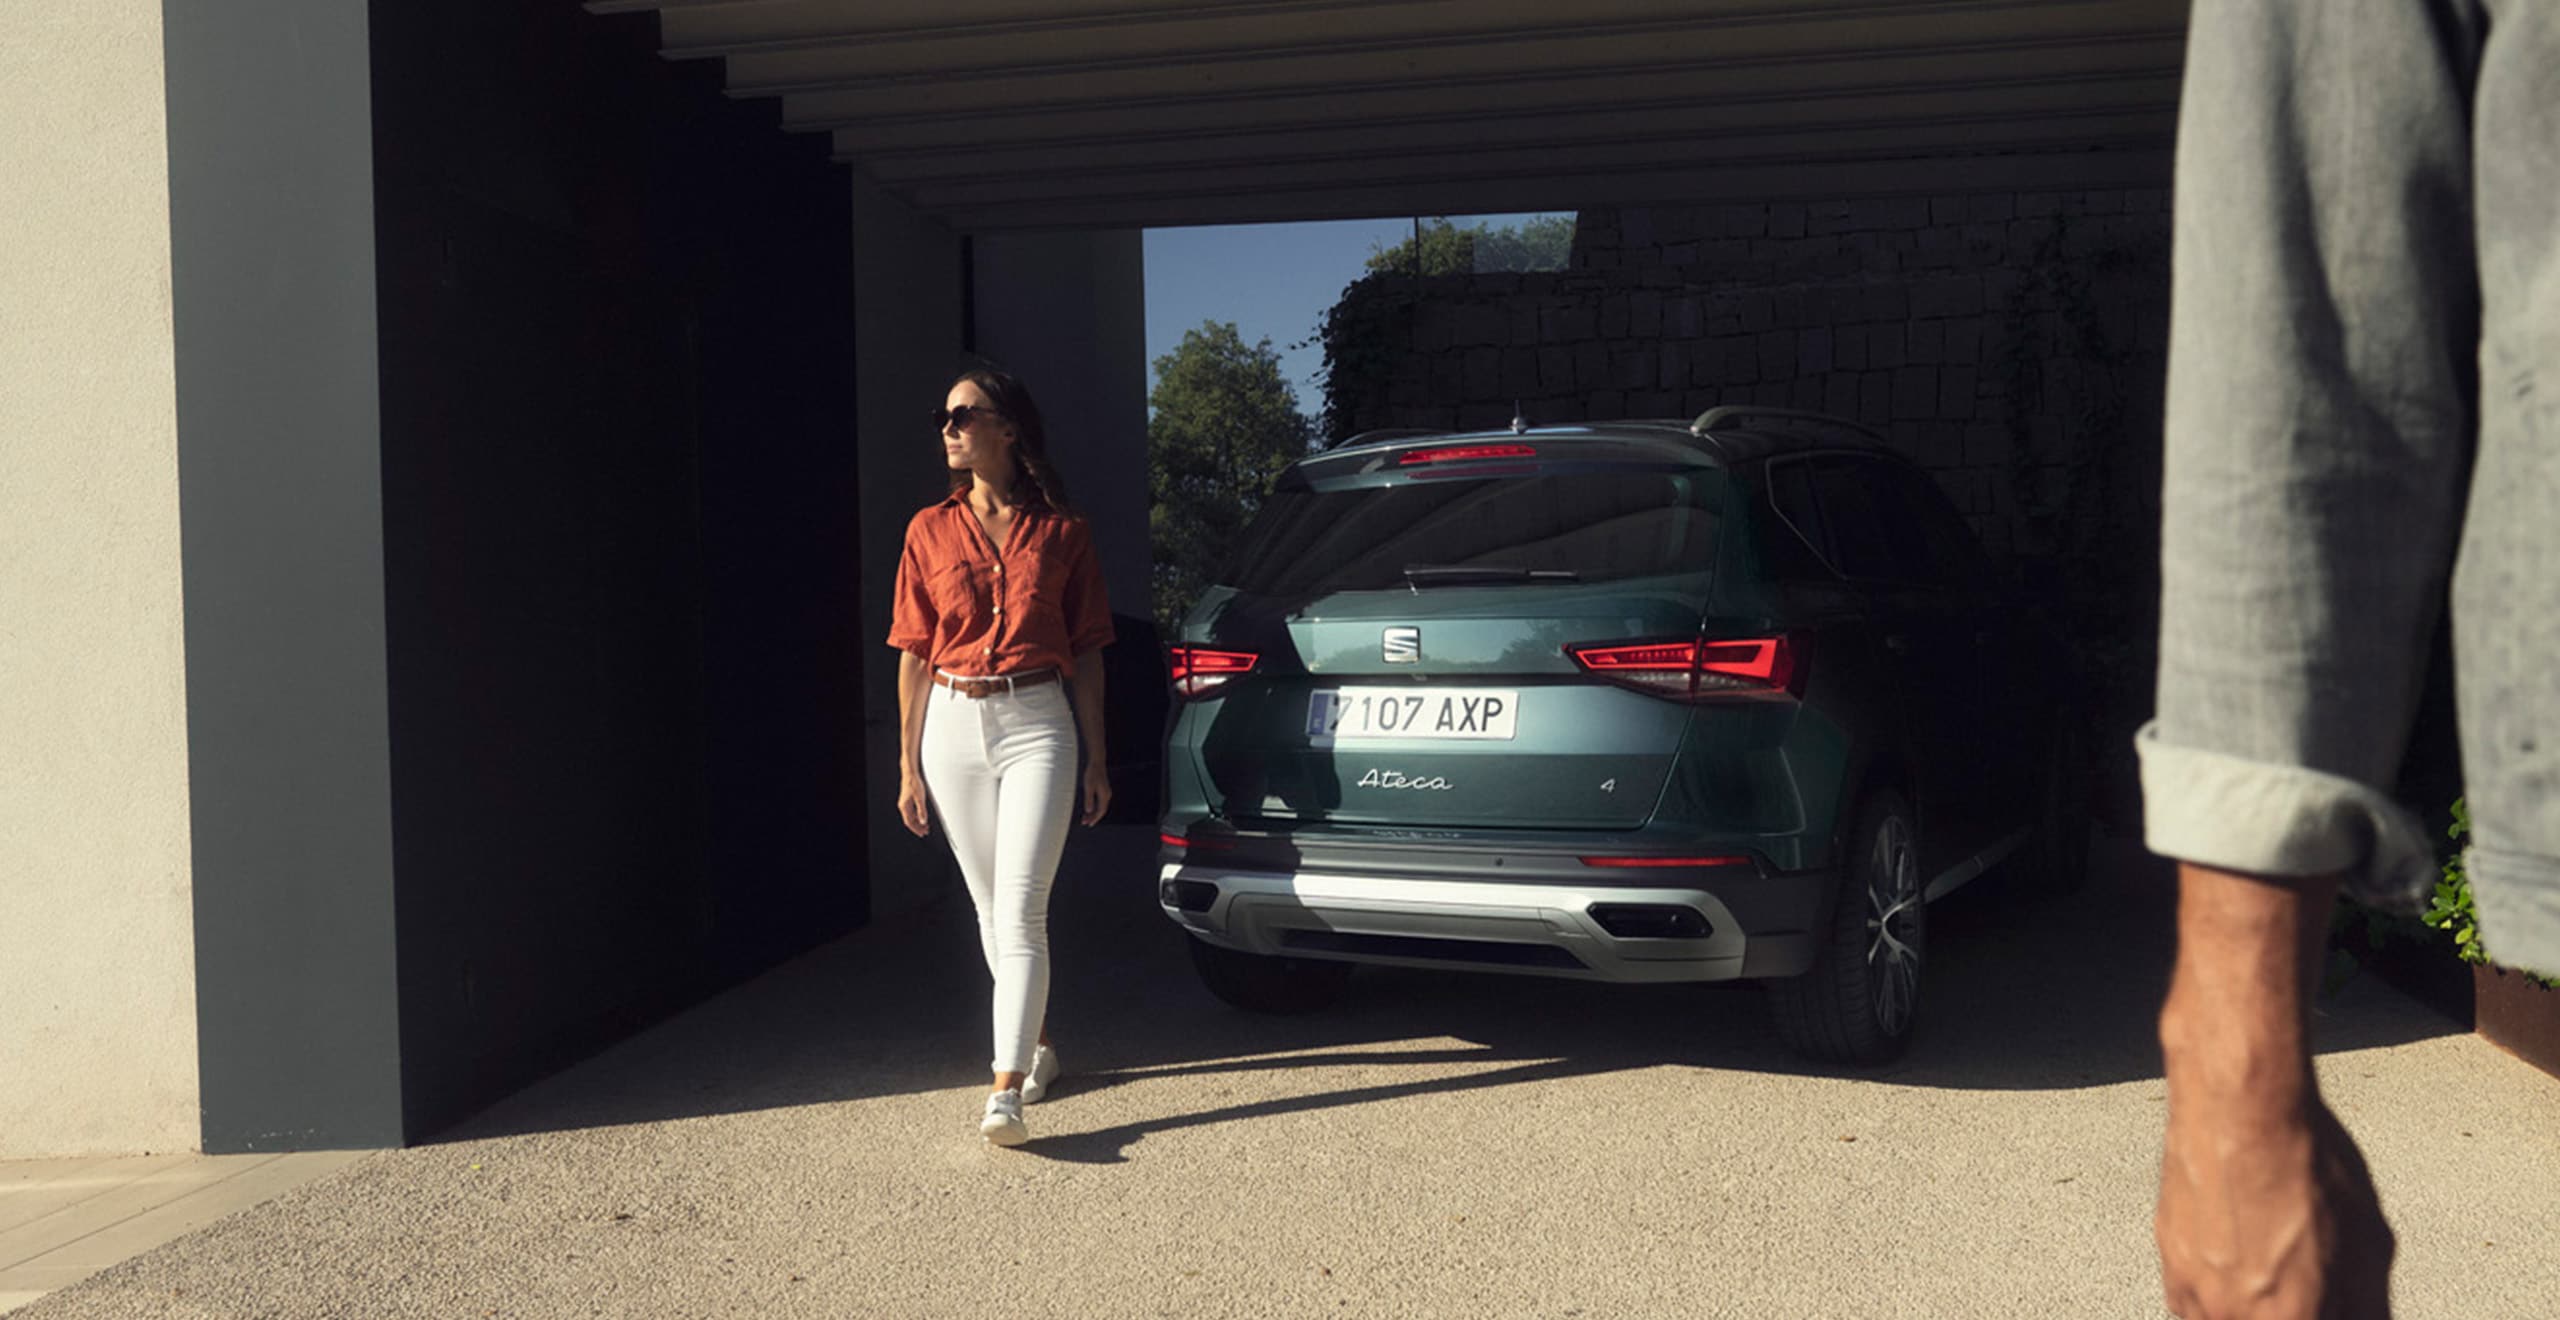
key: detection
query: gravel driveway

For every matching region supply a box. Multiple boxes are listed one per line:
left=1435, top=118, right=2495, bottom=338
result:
left=24, top=827, right=2558, bottom=1319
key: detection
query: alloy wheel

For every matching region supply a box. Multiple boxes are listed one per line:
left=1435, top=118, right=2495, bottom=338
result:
left=1863, top=812, right=1924, bottom=1035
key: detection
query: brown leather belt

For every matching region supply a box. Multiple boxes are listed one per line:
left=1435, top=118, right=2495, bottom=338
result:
left=933, top=668, right=1059, bottom=699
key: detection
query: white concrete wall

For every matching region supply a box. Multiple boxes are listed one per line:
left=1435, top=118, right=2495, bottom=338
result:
left=0, top=3, right=201, bottom=1155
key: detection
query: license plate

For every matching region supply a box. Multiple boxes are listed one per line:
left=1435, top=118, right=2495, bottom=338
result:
left=1305, top=688, right=1519, bottom=740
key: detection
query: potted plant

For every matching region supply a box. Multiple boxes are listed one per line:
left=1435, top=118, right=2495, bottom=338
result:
left=2423, top=798, right=2560, bottom=1080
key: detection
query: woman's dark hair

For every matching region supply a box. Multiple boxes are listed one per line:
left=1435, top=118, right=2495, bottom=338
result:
left=946, top=368, right=1075, bottom=516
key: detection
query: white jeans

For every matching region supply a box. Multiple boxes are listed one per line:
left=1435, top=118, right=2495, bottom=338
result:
left=919, top=678, right=1077, bottom=1075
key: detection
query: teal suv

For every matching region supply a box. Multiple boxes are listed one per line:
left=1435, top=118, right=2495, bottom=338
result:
left=1155, top=407, right=2086, bottom=1064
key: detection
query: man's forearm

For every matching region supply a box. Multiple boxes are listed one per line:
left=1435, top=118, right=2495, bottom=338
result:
left=2154, top=862, right=2398, bottom=1316
left=2159, top=862, right=2337, bottom=1117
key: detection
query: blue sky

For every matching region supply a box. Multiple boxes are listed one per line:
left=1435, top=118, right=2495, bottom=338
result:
left=1142, top=213, right=1564, bottom=420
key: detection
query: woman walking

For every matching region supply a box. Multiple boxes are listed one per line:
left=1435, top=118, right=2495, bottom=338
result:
left=887, top=368, right=1115, bottom=1147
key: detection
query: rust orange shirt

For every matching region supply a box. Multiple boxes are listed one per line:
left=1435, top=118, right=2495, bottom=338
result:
left=886, top=494, right=1116, bottom=677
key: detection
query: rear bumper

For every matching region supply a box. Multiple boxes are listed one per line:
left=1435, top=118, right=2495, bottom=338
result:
left=1157, top=858, right=1831, bottom=983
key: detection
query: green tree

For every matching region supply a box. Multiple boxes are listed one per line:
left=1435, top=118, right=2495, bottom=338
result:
left=1363, top=215, right=1576, bottom=276
left=1149, top=321, right=1315, bottom=631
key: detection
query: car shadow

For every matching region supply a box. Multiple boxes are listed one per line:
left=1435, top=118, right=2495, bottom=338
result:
left=437, top=821, right=2463, bottom=1146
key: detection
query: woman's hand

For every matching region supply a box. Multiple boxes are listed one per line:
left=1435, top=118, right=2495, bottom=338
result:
left=1068, top=652, right=1111, bottom=825
left=898, top=770, right=930, bottom=838
left=1079, top=759, right=1112, bottom=826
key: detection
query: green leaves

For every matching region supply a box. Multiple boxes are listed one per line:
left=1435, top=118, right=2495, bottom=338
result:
left=1309, top=271, right=1408, bottom=442
left=1361, top=216, right=1574, bottom=277
left=1312, top=215, right=1573, bottom=439
left=2418, top=795, right=2560, bottom=987
left=2422, top=797, right=2487, bottom=966
left=1148, top=321, right=1314, bottom=632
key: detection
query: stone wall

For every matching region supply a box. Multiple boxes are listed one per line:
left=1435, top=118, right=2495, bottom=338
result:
left=1319, top=190, right=2174, bottom=819
left=1328, top=190, right=2172, bottom=563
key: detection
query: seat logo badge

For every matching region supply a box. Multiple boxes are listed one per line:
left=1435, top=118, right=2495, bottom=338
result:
left=1383, top=626, right=1421, bottom=664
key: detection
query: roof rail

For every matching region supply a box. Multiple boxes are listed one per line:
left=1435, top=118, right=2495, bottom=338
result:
left=1689, top=405, right=1885, bottom=445
left=1324, top=426, right=1448, bottom=451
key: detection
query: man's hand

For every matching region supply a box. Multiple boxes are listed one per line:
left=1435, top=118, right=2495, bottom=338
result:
left=1079, top=759, right=1112, bottom=826
left=897, top=770, right=930, bottom=838
left=2158, top=1075, right=2395, bottom=1317
left=2155, top=863, right=2395, bottom=1319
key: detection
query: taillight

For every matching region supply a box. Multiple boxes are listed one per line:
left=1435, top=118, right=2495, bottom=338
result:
left=1398, top=443, right=1536, bottom=465
left=1167, top=645, right=1257, bottom=700
left=1565, top=635, right=1801, bottom=701
left=1696, top=638, right=1793, bottom=688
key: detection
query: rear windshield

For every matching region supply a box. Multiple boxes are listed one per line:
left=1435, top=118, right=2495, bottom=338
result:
left=1221, top=469, right=1724, bottom=596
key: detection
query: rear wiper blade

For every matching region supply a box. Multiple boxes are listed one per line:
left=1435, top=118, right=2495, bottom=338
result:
left=1401, top=564, right=1580, bottom=590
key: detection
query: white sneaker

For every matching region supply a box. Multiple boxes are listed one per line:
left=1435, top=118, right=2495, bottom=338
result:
left=1021, top=1044, right=1062, bottom=1104
left=980, top=1089, right=1028, bottom=1147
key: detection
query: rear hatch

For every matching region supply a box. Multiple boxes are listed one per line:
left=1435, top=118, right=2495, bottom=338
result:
left=1175, top=436, right=1753, bottom=831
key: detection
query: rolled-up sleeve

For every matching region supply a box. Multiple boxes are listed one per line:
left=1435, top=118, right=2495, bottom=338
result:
left=2141, top=0, right=2482, bottom=910
left=885, top=526, right=936, bottom=657
left=1061, top=521, right=1116, bottom=663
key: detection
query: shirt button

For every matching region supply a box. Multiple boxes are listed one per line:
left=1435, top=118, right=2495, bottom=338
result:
left=993, top=564, right=1004, bottom=576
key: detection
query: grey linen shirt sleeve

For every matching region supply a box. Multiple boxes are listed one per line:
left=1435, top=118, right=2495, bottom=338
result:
left=2139, top=0, right=2484, bottom=909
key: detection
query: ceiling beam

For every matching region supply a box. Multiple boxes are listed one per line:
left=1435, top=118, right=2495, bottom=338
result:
left=803, top=35, right=2181, bottom=143
left=695, top=0, right=2104, bottom=77
left=741, top=5, right=2179, bottom=113
left=656, top=0, right=2147, bottom=57
left=593, top=0, right=2191, bottom=233
left=891, top=112, right=2174, bottom=211
left=778, top=31, right=2181, bottom=134
left=852, top=76, right=2182, bottom=182
left=651, top=0, right=1449, bottom=40
left=924, top=147, right=2175, bottom=231
left=663, top=0, right=1646, bottom=59
left=584, top=0, right=765, bottom=16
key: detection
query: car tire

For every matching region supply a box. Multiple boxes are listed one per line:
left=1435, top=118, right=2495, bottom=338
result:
left=1770, top=791, right=1925, bottom=1066
left=1186, top=936, right=1354, bottom=1014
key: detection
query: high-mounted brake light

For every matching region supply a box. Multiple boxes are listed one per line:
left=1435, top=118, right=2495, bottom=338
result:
left=1577, top=855, right=1754, bottom=869
left=1167, top=645, right=1258, bottom=700
left=1564, top=636, right=1802, bottom=701
left=1398, top=443, right=1537, bottom=466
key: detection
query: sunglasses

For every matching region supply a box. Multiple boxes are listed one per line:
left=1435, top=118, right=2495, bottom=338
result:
left=933, top=403, right=1007, bottom=431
